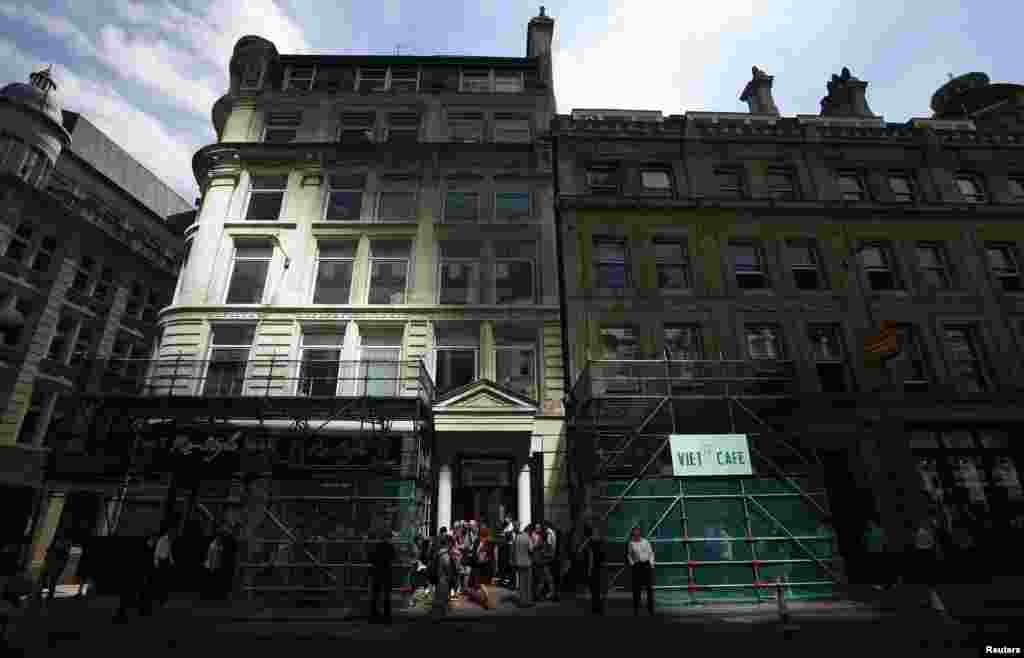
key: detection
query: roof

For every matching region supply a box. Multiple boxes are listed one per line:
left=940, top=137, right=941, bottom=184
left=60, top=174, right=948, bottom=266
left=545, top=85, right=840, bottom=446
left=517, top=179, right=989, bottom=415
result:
left=0, top=81, right=70, bottom=141
left=277, top=54, right=534, bottom=67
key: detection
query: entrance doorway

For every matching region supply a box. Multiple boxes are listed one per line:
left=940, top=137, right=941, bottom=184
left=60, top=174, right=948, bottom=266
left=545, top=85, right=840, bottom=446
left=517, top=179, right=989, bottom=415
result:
left=452, top=457, right=515, bottom=528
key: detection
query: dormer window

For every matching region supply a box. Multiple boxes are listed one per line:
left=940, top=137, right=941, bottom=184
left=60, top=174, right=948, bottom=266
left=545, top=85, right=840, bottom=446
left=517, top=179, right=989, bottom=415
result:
left=954, top=173, right=986, bottom=203
left=837, top=170, right=866, bottom=201
left=640, top=167, right=673, bottom=195
left=239, top=61, right=264, bottom=90
left=888, top=172, right=916, bottom=203
left=283, top=65, right=316, bottom=91
left=357, top=65, right=419, bottom=93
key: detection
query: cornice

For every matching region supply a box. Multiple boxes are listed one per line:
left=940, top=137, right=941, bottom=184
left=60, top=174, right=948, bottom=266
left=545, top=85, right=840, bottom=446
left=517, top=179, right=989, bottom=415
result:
left=159, top=305, right=561, bottom=324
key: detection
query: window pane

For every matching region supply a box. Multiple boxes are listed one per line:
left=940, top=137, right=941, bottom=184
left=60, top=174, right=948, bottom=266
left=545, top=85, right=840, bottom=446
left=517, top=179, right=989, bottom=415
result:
left=494, top=73, right=523, bottom=93
left=300, top=349, right=340, bottom=396
left=436, top=350, right=476, bottom=392
left=956, top=177, right=979, bottom=197
left=716, top=170, right=741, bottom=195
left=654, top=241, right=684, bottom=262
left=664, top=326, right=701, bottom=359
left=495, top=192, right=530, bottom=220
left=369, top=261, right=408, bottom=304
left=358, top=67, right=387, bottom=92
left=226, top=261, right=269, bottom=304
left=601, top=327, right=638, bottom=359
left=318, top=241, right=356, bottom=259
left=1009, top=178, right=1024, bottom=200
left=313, top=260, right=353, bottom=304
left=890, top=176, right=912, bottom=196
left=858, top=246, right=885, bottom=269
left=445, top=191, right=479, bottom=222
left=440, top=262, right=480, bottom=304
left=325, top=190, right=362, bottom=221
left=641, top=170, right=671, bottom=190
left=246, top=192, right=284, bottom=220
left=917, top=245, right=942, bottom=268
left=838, top=174, right=863, bottom=198
left=462, top=70, right=490, bottom=92
left=361, top=350, right=400, bottom=397
left=496, top=261, right=533, bottom=304
left=371, top=240, right=410, bottom=259
left=378, top=192, right=416, bottom=220
left=235, top=241, right=274, bottom=258
left=211, top=325, right=255, bottom=346
left=496, top=349, right=535, bottom=398
left=494, top=119, right=531, bottom=142
left=785, top=241, right=815, bottom=267
left=204, top=348, right=249, bottom=396
left=587, top=169, right=617, bottom=188
left=747, top=327, right=781, bottom=359
left=657, top=264, right=688, bottom=289
left=449, top=116, right=484, bottom=140
left=808, top=325, right=843, bottom=360
left=732, top=244, right=759, bottom=271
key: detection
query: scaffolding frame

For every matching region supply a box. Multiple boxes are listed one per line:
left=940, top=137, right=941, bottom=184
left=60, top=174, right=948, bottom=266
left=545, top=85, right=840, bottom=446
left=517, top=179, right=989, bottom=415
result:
left=567, top=356, right=841, bottom=601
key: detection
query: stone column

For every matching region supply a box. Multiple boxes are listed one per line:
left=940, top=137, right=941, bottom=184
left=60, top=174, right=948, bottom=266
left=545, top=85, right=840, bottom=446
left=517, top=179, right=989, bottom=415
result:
left=437, top=463, right=452, bottom=532
left=480, top=320, right=496, bottom=381
left=176, top=169, right=239, bottom=306
left=517, top=462, right=531, bottom=528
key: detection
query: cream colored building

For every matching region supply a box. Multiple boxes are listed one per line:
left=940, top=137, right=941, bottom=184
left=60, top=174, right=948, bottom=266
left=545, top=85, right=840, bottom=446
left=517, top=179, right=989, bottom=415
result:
left=158, top=10, right=567, bottom=545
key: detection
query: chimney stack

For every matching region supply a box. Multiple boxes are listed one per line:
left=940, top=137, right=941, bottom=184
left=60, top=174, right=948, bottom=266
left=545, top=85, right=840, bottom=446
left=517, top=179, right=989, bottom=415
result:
left=740, top=66, right=779, bottom=115
left=527, top=7, right=555, bottom=91
left=820, top=67, right=875, bottom=118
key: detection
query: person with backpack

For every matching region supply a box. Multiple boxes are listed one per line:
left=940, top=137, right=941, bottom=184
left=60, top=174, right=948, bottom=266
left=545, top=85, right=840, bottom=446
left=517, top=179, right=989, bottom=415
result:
left=579, top=525, right=605, bottom=614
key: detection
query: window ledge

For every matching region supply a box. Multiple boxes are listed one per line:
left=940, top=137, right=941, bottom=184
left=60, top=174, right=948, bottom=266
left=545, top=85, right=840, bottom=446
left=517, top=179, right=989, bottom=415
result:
left=224, top=222, right=297, bottom=229
left=739, top=288, right=776, bottom=295
left=312, top=221, right=417, bottom=228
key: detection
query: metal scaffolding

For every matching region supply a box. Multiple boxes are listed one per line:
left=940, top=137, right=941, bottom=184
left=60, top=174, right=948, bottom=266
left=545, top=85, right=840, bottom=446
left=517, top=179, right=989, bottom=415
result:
left=567, top=357, right=842, bottom=603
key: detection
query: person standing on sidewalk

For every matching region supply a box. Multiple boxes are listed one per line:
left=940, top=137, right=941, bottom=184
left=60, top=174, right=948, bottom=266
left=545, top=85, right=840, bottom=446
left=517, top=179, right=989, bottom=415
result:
left=863, top=518, right=892, bottom=591
left=39, top=534, right=71, bottom=604
left=430, top=535, right=455, bottom=622
left=626, top=526, right=655, bottom=616
left=913, top=513, right=950, bottom=618
left=513, top=523, right=534, bottom=607
left=369, top=530, right=395, bottom=624
left=151, top=527, right=176, bottom=608
left=579, top=525, right=605, bottom=615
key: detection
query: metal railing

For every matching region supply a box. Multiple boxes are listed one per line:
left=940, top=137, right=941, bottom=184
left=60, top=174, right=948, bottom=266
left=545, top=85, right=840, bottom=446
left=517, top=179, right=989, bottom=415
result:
left=571, top=358, right=798, bottom=407
left=95, top=357, right=435, bottom=405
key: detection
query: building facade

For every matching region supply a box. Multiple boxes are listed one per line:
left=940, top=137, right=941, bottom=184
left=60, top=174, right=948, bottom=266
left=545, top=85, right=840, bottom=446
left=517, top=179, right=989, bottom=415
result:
left=554, top=69, right=1024, bottom=601
left=84, top=10, right=568, bottom=601
left=0, top=68, right=190, bottom=576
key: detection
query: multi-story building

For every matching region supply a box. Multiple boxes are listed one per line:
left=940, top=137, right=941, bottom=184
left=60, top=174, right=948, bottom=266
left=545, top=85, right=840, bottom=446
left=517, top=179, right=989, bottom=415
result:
left=80, top=10, right=566, bottom=601
left=0, top=67, right=190, bottom=576
left=554, top=69, right=1024, bottom=602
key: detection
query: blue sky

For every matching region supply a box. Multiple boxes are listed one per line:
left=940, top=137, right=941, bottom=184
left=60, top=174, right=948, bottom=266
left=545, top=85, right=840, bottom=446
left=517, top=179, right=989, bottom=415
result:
left=1, top=0, right=1020, bottom=203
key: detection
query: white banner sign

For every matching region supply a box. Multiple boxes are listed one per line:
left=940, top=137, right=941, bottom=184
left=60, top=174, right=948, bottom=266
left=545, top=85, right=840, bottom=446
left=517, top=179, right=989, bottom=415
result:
left=670, top=434, right=753, bottom=477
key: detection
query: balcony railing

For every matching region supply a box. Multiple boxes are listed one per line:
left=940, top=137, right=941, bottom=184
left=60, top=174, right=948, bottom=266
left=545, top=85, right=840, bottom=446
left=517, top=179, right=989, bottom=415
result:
left=95, top=358, right=435, bottom=405
left=572, top=358, right=798, bottom=404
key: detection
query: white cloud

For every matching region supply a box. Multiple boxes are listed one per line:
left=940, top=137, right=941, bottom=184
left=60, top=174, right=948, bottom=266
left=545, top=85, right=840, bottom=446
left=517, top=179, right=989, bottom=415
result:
left=0, top=4, right=96, bottom=56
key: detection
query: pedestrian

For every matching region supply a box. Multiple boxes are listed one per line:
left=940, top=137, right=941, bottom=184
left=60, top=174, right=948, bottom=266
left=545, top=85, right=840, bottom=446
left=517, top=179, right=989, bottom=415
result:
left=151, top=526, right=176, bottom=607
left=913, top=514, right=950, bottom=618
left=862, top=517, right=891, bottom=591
left=626, top=525, right=655, bottom=616
left=203, top=531, right=223, bottom=600
left=39, top=534, right=71, bottom=604
left=514, top=523, right=534, bottom=607
left=533, top=523, right=555, bottom=601
left=430, top=535, right=455, bottom=622
left=579, top=525, right=605, bottom=614
left=369, top=529, right=395, bottom=623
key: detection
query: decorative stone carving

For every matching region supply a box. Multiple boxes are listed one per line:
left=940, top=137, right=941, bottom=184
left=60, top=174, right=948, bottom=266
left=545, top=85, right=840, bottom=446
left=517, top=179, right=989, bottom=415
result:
left=740, top=66, right=780, bottom=116
left=820, top=67, right=875, bottom=118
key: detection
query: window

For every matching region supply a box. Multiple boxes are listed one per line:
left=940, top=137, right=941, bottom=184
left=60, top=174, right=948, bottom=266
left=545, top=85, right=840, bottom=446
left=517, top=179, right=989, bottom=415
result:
left=784, top=239, right=823, bottom=290
left=339, top=111, right=376, bottom=143
left=837, top=170, right=866, bottom=201
left=48, top=310, right=77, bottom=363
left=494, top=114, right=531, bottom=142
left=357, top=65, right=418, bottom=93
left=1009, top=177, right=1024, bottom=202
left=0, top=296, right=31, bottom=347
left=600, top=326, right=641, bottom=392
left=746, top=325, right=783, bottom=360
left=323, top=174, right=364, bottom=222
left=0, top=132, right=24, bottom=168
left=203, top=325, right=254, bottom=396
left=494, top=191, right=531, bottom=222
left=16, top=391, right=51, bottom=445
left=889, top=324, right=929, bottom=390
left=808, top=324, right=848, bottom=392
left=368, top=240, right=409, bottom=304
left=359, top=330, right=402, bottom=397
left=226, top=240, right=273, bottom=304
left=594, top=239, right=628, bottom=290
left=858, top=242, right=899, bottom=290
left=448, top=112, right=484, bottom=142
left=654, top=238, right=690, bottom=290
left=715, top=169, right=743, bottom=198
left=601, top=326, right=639, bottom=360
left=245, top=175, right=288, bottom=221
left=377, top=188, right=417, bottom=222
left=386, top=112, right=419, bottom=143
left=438, top=242, right=481, bottom=304
left=461, top=69, right=491, bottom=92
left=640, top=168, right=673, bottom=195
left=4, top=223, right=33, bottom=263
left=71, top=256, right=96, bottom=295
left=916, top=242, right=952, bottom=290
left=494, top=71, right=524, bottom=93
left=126, top=283, right=144, bottom=318
left=298, top=331, right=344, bottom=396
left=445, top=190, right=479, bottom=223
left=664, top=324, right=702, bottom=359
left=70, top=324, right=94, bottom=365
left=283, top=65, right=315, bottom=91
left=943, top=325, right=989, bottom=393
left=766, top=168, right=796, bottom=200
left=889, top=173, right=916, bottom=203
left=94, top=266, right=114, bottom=302
left=239, top=61, right=264, bottom=90
left=108, top=333, right=133, bottom=376
left=313, top=240, right=355, bottom=304
left=495, top=242, right=535, bottom=305
left=495, top=347, right=536, bottom=398
left=731, top=242, right=768, bottom=289
left=586, top=165, right=619, bottom=194
left=434, top=323, right=478, bottom=393
left=18, top=147, right=44, bottom=183
left=954, top=173, right=986, bottom=203
left=31, top=236, right=56, bottom=273
left=985, top=243, right=1021, bottom=292
left=263, top=111, right=302, bottom=143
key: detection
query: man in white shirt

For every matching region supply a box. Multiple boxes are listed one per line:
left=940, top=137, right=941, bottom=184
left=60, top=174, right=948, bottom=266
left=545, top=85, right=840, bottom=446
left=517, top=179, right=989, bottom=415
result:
left=152, top=527, right=176, bottom=606
left=626, top=525, right=655, bottom=615
left=513, top=523, right=534, bottom=607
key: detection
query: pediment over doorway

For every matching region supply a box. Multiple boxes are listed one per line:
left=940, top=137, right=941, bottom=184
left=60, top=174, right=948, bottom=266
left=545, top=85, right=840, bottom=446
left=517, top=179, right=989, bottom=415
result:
left=432, top=380, right=538, bottom=432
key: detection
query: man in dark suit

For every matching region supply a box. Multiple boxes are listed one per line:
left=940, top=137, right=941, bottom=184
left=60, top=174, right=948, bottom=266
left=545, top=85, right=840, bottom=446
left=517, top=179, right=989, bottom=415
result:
left=369, top=530, right=395, bottom=623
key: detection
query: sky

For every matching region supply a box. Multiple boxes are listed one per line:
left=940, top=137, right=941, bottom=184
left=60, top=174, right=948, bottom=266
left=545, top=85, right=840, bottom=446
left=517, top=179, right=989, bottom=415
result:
left=0, top=0, right=1021, bottom=204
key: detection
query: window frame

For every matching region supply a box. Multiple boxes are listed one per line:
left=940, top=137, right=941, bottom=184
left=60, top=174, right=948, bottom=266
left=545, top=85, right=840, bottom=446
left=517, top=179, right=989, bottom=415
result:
left=338, top=111, right=377, bottom=143
left=494, top=190, right=532, bottom=222
left=225, top=239, right=274, bottom=305
left=311, top=240, right=356, bottom=305
left=954, top=173, right=986, bottom=203
left=1008, top=176, right=1024, bottom=203
left=858, top=241, right=900, bottom=291
left=322, top=175, right=365, bottom=222
left=438, top=255, right=482, bottom=305
left=385, top=111, right=420, bottom=143
left=447, top=111, right=485, bottom=142
left=714, top=168, right=744, bottom=199
left=262, top=110, right=303, bottom=143
left=888, top=172, right=917, bottom=203
left=593, top=238, right=629, bottom=291
left=244, top=174, right=288, bottom=221
left=297, top=331, right=346, bottom=397
left=916, top=241, right=952, bottom=291
left=239, top=61, right=265, bottom=90
left=367, top=240, right=411, bottom=305
left=358, top=333, right=403, bottom=397
left=47, top=309, right=79, bottom=365
left=663, top=324, right=703, bottom=360
left=202, top=325, right=255, bottom=397
left=807, top=323, right=849, bottom=393
left=640, top=167, right=674, bottom=196
left=745, top=324, right=785, bottom=361
left=16, top=390, right=54, bottom=446
left=460, top=68, right=493, bottom=93
left=283, top=64, right=316, bottom=92
left=784, top=238, right=824, bottom=291
left=71, top=255, right=97, bottom=296
left=730, top=240, right=769, bottom=290
left=837, top=170, right=867, bottom=201
left=653, top=237, right=691, bottom=291
left=356, top=65, right=420, bottom=93
left=125, top=282, right=145, bottom=319
left=495, top=345, right=537, bottom=400
left=376, top=188, right=418, bottom=223
left=493, top=114, right=531, bottom=143
left=985, top=242, right=1022, bottom=292
left=3, top=223, right=34, bottom=264
left=31, top=235, right=57, bottom=273
left=890, top=324, right=931, bottom=389
left=443, top=189, right=480, bottom=224
left=494, top=257, right=535, bottom=305
left=766, top=167, right=797, bottom=200
left=493, top=70, right=525, bottom=93
left=434, top=346, right=479, bottom=393
left=586, top=164, right=620, bottom=194
left=942, top=324, right=990, bottom=394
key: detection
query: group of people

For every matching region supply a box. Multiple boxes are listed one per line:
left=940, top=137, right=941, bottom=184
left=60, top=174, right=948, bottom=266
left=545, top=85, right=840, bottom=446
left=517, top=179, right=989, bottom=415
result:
left=416, top=519, right=499, bottom=619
